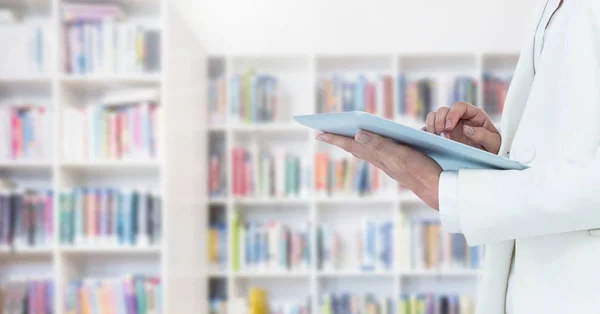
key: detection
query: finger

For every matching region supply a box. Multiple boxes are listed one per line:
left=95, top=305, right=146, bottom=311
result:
left=317, top=133, right=374, bottom=160
left=434, top=107, right=451, bottom=134
left=445, top=102, right=480, bottom=131
left=355, top=130, right=407, bottom=160
left=463, top=125, right=501, bottom=153
left=425, top=111, right=436, bottom=133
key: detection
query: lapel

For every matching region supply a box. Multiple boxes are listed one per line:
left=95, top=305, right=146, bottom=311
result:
left=498, top=0, right=548, bottom=156
left=476, top=2, right=549, bottom=314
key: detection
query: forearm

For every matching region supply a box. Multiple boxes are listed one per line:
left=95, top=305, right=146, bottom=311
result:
left=458, top=158, right=600, bottom=246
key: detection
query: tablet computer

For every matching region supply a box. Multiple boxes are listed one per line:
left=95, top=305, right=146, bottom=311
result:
left=294, top=111, right=527, bottom=171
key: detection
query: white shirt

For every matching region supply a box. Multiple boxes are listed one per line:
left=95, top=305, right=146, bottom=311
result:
left=438, top=0, right=565, bottom=312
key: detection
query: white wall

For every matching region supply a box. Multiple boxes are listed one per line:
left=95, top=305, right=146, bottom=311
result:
left=174, top=0, right=538, bottom=54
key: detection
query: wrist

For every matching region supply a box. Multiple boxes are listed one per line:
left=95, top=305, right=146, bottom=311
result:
left=409, top=168, right=441, bottom=211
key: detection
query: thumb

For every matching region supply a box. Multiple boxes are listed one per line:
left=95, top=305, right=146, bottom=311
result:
left=463, top=125, right=500, bottom=153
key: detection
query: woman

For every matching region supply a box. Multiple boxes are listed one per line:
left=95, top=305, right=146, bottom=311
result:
left=316, top=0, right=600, bottom=313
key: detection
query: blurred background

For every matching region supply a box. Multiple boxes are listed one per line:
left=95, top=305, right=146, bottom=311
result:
left=0, top=0, right=536, bottom=313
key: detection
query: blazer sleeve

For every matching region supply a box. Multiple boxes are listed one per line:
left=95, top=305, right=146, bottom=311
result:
left=458, top=2, right=600, bottom=246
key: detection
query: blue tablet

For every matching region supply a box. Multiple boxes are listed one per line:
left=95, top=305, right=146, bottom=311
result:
left=294, top=111, right=527, bottom=171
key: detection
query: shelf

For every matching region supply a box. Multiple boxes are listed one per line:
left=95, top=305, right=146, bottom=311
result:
left=0, top=75, right=52, bottom=87
left=316, top=196, right=396, bottom=206
left=402, top=269, right=483, bottom=277
left=0, top=246, right=53, bottom=258
left=209, top=197, right=228, bottom=205
left=60, top=74, right=161, bottom=89
left=61, top=160, right=160, bottom=172
left=0, top=160, right=52, bottom=171
left=60, top=246, right=161, bottom=255
left=233, top=271, right=311, bottom=278
left=207, top=125, right=227, bottom=132
left=233, top=196, right=310, bottom=206
left=208, top=267, right=228, bottom=278
left=229, top=123, right=308, bottom=134
left=317, top=270, right=394, bottom=278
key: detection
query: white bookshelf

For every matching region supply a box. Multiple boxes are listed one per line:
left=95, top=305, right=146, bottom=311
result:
left=206, top=52, right=519, bottom=312
left=0, top=1, right=207, bottom=314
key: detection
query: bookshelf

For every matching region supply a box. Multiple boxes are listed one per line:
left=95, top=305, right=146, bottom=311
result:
left=0, top=1, right=206, bottom=314
left=206, top=53, right=518, bottom=313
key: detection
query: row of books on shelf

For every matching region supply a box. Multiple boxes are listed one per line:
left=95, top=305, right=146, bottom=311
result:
left=321, top=294, right=393, bottom=314
left=398, top=294, right=475, bottom=314
left=208, top=73, right=510, bottom=125
left=249, top=288, right=309, bottom=314
left=231, top=212, right=311, bottom=272
left=231, top=148, right=310, bottom=197
left=209, top=149, right=227, bottom=197
left=315, top=153, right=396, bottom=197
left=0, top=187, right=53, bottom=250
left=208, top=293, right=475, bottom=314
left=402, top=219, right=484, bottom=270
left=0, top=278, right=53, bottom=314
left=209, top=216, right=482, bottom=272
left=59, top=188, right=162, bottom=247
left=317, top=221, right=393, bottom=271
left=63, top=102, right=160, bottom=161
left=229, top=73, right=280, bottom=124
left=209, top=78, right=227, bottom=124
left=0, top=106, right=52, bottom=161
left=0, top=10, right=51, bottom=75
left=397, top=76, right=477, bottom=121
left=208, top=222, right=227, bottom=267
left=64, top=275, right=161, bottom=314
left=482, top=74, right=511, bottom=116
left=316, top=75, right=395, bottom=119
left=63, top=3, right=160, bottom=75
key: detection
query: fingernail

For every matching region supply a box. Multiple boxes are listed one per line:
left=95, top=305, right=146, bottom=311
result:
left=440, top=132, right=448, bottom=139
left=465, top=126, right=475, bottom=136
left=356, top=132, right=370, bottom=144
left=445, top=119, right=452, bottom=129
left=316, top=133, right=325, bottom=141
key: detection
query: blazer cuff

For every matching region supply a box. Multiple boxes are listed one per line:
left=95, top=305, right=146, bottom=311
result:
left=439, top=170, right=461, bottom=233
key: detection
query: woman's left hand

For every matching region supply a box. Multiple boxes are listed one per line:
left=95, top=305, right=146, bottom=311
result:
left=316, top=130, right=443, bottom=210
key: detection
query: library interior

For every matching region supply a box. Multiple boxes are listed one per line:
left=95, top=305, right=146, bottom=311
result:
left=0, top=0, right=538, bottom=313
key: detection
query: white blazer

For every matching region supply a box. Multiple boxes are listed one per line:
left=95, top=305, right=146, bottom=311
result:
left=457, top=1, right=600, bottom=313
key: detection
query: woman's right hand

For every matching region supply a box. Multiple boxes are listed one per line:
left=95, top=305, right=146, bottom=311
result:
left=424, top=101, right=502, bottom=154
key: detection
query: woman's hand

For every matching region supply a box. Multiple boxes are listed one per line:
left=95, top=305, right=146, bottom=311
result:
left=316, top=131, right=443, bottom=210
left=425, top=102, right=501, bottom=154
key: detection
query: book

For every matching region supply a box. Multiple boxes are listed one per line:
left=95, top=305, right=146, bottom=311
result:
left=0, top=105, right=52, bottom=161
left=232, top=147, right=309, bottom=198
left=59, top=188, right=162, bottom=247
left=0, top=20, right=50, bottom=75
left=208, top=222, right=227, bottom=268
left=65, top=276, right=161, bottom=314
left=62, top=3, right=160, bottom=75
left=209, top=77, right=227, bottom=124
left=313, top=152, right=394, bottom=197
left=230, top=71, right=279, bottom=124
left=396, top=75, right=478, bottom=121
left=408, top=219, right=484, bottom=270
left=63, top=101, right=159, bottom=161
left=483, top=73, right=512, bottom=117
left=321, top=293, right=392, bottom=314
left=0, top=278, right=53, bottom=314
left=317, top=75, right=394, bottom=119
left=247, top=288, right=308, bottom=314
left=398, top=293, right=475, bottom=314
left=317, top=220, right=393, bottom=271
left=232, top=210, right=310, bottom=272
left=0, top=187, right=53, bottom=250
left=209, top=147, right=227, bottom=197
